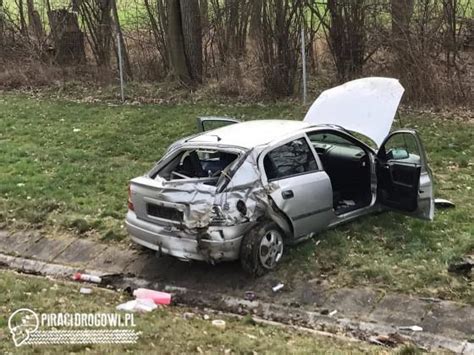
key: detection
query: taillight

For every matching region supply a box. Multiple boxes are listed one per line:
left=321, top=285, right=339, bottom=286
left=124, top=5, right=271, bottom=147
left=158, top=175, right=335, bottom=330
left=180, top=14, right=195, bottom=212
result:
left=128, top=185, right=134, bottom=211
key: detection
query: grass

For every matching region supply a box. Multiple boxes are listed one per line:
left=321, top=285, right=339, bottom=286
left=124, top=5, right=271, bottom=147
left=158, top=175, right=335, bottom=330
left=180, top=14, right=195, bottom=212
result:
left=0, top=93, right=472, bottom=304
left=0, top=270, right=380, bottom=353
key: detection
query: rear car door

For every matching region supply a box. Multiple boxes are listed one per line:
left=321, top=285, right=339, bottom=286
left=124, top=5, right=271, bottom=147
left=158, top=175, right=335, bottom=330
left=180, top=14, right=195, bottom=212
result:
left=260, top=136, right=333, bottom=238
left=196, top=116, right=240, bottom=132
left=376, top=130, right=434, bottom=220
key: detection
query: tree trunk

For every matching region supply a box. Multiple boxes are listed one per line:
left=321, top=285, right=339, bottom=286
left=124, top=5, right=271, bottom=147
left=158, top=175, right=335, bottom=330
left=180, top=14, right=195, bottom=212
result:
left=97, top=0, right=113, bottom=67
left=200, top=0, right=208, bottom=32
left=327, top=0, right=366, bottom=81
left=166, top=0, right=191, bottom=84
left=112, top=0, right=132, bottom=79
left=391, top=0, right=414, bottom=50
left=179, top=0, right=202, bottom=83
left=48, top=9, right=86, bottom=64
left=26, top=0, right=44, bottom=39
left=249, top=0, right=262, bottom=42
left=18, top=0, right=27, bottom=35
left=0, top=0, right=4, bottom=46
left=390, top=0, right=414, bottom=78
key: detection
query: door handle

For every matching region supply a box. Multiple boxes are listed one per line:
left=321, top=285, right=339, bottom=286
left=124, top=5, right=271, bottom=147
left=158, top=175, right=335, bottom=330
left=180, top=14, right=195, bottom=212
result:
left=282, top=190, right=294, bottom=199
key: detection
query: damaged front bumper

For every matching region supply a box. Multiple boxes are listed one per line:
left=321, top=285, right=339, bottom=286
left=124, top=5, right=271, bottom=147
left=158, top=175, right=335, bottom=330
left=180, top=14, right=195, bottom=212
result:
left=125, top=211, right=252, bottom=262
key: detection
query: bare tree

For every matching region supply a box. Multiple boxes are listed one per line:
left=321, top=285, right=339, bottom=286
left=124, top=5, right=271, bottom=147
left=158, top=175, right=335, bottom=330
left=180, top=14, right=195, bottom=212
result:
left=17, top=0, right=27, bottom=35
left=249, top=0, right=262, bottom=42
left=166, top=0, right=191, bottom=83
left=26, top=0, right=43, bottom=40
left=0, top=0, right=4, bottom=46
left=48, top=9, right=86, bottom=64
left=80, top=0, right=113, bottom=67
left=200, top=0, right=209, bottom=32
left=179, top=0, right=202, bottom=82
left=144, top=0, right=169, bottom=71
left=258, top=0, right=305, bottom=96
left=111, top=0, right=132, bottom=79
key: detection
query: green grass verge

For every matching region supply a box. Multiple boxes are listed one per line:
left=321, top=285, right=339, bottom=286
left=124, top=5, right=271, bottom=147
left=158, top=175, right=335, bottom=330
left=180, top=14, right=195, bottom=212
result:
left=0, top=270, right=381, bottom=353
left=0, top=93, right=472, bottom=303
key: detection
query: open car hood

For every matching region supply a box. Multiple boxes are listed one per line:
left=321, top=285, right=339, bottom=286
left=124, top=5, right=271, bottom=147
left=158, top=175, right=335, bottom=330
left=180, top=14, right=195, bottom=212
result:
left=303, top=77, right=404, bottom=147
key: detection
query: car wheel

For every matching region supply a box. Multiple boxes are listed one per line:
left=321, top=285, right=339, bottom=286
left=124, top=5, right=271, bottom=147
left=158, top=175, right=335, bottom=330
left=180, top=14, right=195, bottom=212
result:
left=240, top=221, right=284, bottom=276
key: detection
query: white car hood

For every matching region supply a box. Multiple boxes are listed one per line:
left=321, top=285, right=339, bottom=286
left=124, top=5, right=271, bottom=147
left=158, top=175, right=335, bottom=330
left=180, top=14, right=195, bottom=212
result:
left=303, top=77, right=404, bottom=147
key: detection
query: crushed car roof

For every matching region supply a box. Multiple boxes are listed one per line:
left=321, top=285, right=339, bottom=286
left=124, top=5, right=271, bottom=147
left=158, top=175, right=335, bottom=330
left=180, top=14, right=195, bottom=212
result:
left=187, top=120, right=311, bottom=149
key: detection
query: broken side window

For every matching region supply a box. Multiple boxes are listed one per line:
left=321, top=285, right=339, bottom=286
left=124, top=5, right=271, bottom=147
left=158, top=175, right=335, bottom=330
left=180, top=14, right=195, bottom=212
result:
left=264, top=138, right=318, bottom=181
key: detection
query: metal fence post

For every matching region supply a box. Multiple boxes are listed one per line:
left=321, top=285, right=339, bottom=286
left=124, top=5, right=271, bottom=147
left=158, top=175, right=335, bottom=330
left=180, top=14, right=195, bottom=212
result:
left=117, top=33, right=125, bottom=102
left=301, top=27, right=307, bottom=105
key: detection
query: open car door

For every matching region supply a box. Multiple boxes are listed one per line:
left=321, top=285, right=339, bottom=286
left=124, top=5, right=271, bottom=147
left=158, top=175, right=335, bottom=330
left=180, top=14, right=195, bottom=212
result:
left=196, top=116, right=240, bottom=132
left=377, top=130, right=434, bottom=220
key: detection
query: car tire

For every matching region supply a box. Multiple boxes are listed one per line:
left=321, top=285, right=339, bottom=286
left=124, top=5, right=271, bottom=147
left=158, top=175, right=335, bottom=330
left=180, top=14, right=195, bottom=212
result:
left=240, top=221, right=284, bottom=276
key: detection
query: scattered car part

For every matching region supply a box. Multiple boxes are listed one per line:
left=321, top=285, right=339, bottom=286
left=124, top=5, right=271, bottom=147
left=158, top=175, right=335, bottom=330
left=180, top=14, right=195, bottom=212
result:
left=73, top=272, right=102, bottom=284
left=211, top=319, right=226, bottom=330
left=434, top=198, right=455, bottom=208
left=116, top=299, right=157, bottom=313
left=272, top=283, right=285, bottom=292
left=79, top=287, right=93, bottom=294
left=448, top=257, right=473, bottom=275
left=398, top=325, right=423, bottom=332
left=244, top=291, right=256, bottom=301
left=133, top=288, right=171, bottom=305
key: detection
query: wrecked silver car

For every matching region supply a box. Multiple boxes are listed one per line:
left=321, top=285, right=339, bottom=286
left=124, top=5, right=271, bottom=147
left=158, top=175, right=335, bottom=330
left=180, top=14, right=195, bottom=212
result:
left=126, top=78, right=434, bottom=275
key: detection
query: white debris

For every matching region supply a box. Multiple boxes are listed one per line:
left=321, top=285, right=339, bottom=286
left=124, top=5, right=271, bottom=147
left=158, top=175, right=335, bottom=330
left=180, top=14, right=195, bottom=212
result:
left=398, top=325, right=423, bottom=332
left=79, top=287, right=93, bottom=294
left=211, top=319, right=226, bottom=330
left=116, top=299, right=157, bottom=313
left=272, top=283, right=284, bottom=292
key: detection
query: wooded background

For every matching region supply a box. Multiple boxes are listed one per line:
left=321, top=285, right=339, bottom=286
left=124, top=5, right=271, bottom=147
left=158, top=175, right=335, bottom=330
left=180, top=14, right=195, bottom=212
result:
left=0, top=0, right=472, bottom=105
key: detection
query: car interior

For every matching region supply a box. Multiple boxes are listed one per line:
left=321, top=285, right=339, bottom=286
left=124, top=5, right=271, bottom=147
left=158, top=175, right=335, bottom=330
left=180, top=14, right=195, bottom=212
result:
left=154, top=149, right=238, bottom=186
left=308, top=132, right=372, bottom=215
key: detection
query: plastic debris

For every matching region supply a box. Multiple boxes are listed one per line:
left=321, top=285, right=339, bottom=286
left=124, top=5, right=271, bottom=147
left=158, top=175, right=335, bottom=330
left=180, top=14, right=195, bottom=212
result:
left=328, top=310, right=338, bottom=317
left=116, top=299, right=157, bottom=313
left=183, top=312, right=195, bottom=320
left=244, top=291, right=256, bottom=301
left=272, top=283, right=284, bottom=292
left=133, top=288, right=172, bottom=305
left=398, top=325, right=423, bottom=332
left=211, top=319, right=226, bottom=330
left=448, top=257, right=473, bottom=275
left=73, top=272, right=102, bottom=284
left=434, top=198, right=455, bottom=208
left=79, top=287, right=93, bottom=294
left=369, top=333, right=406, bottom=347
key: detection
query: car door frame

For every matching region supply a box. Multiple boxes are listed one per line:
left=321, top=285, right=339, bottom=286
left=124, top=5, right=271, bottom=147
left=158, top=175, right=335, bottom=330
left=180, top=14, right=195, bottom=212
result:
left=196, top=116, right=240, bottom=132
left=258, top=133, right=334, bottom=240
left=376, top=129, right=434, bottom=220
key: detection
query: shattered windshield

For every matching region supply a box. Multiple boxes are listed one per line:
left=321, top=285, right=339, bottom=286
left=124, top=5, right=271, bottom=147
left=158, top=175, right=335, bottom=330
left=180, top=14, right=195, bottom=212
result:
left=154, top=149, right=239, bottom=183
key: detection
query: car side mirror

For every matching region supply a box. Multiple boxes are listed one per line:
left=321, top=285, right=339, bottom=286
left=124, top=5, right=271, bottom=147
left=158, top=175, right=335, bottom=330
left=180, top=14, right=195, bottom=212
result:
left=387, top=148, right=409, bottom=160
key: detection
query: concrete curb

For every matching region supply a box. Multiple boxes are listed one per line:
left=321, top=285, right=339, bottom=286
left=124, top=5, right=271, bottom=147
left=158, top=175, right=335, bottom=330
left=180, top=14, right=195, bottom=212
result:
left=0, top=252, right=472, bottom=354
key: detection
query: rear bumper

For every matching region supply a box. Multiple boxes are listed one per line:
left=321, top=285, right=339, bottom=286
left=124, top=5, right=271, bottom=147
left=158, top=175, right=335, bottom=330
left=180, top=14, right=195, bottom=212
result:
left=125, top=211, right=250, bottom=262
